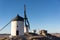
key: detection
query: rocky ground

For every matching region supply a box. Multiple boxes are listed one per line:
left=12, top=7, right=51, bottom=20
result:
left=0, top=33, right=60, bottom=40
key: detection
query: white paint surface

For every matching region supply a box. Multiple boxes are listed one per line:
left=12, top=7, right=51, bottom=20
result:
left=11, top=21, right=24, bottom=36
left=24, top=26, right=29, bottom=33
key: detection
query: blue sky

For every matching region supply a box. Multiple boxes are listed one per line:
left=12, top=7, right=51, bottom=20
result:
left=0, top=0, right=60, bottom=34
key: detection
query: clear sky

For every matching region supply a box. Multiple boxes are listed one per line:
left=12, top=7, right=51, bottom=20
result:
left=0, top=0, right=60, bottom=34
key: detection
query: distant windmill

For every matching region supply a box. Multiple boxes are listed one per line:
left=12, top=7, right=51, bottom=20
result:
left=24, top=4, right=30, bottom=33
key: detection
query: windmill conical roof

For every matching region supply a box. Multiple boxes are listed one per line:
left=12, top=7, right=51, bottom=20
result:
left=12, top=14, right=24, bottom=21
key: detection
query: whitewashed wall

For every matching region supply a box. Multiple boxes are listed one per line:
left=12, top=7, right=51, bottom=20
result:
left=24, top=26, right=28, bottom=33
left=11, top=21, right=17, bottom=36
left=11, top=21, right=24, bottom=36
left=17, top=21, right=24, bottom=36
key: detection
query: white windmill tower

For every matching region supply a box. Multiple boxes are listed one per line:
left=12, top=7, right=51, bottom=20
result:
left=24, top=4, right=30, bottom=33
left=11, top=14, right=24, bottom=36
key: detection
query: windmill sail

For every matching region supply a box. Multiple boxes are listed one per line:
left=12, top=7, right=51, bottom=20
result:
left=24, top=4, right=30, bottom=29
